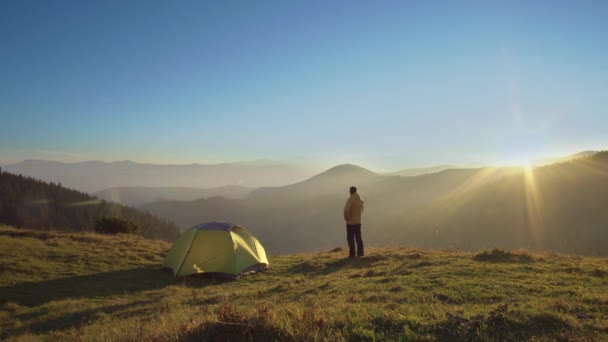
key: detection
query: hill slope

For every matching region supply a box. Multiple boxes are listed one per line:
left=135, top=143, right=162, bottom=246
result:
left=1, top=226, right=607, bottom=341
left=532, top=150, right=599, bottom=166
left=393, top=152, right=608, bottom=254
left=0, top=170, right=180, bottom=241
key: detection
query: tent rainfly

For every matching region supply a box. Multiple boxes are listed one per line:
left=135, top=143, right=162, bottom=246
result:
left=163, top=221, right=269, bottom=279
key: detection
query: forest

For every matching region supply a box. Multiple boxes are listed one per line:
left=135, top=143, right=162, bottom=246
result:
left=0, top=169, right=180, bottom=241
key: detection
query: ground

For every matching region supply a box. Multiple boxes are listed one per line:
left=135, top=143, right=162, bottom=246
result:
left=1, top=226, right=607, bottom=341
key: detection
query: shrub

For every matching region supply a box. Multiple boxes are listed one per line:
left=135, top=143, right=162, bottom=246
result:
left=94, top=217, right=141, bottom=235
left=473, top=248, right=533, bottom=263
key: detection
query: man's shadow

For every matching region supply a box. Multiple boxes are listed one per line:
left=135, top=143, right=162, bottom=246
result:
left=288, top=254, right=385, bottom=276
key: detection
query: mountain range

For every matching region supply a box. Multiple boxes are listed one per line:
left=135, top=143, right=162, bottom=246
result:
left=95, top=185, right=253, bottom=207
left=395, top=152, right=608, bottom=254
left=4, top=151, right=595, bottom=197
left=143, top=151, right=608, bottom=255
left=2, top=150, right=605, bottom=255
left=1, top=160, right=322, bottom=193
left=142, top=164, right=524, bottom=253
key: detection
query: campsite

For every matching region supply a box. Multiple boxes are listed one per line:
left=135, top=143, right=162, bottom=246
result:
left=2, top=0, right=608, bottom=340
left=2, top=226, right=608, bottom=341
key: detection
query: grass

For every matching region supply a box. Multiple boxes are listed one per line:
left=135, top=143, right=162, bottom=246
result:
left=1, top=225, right=607, bottom=341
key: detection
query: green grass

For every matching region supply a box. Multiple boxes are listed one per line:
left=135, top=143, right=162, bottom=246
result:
left=1, top=226, right=607, bottom=341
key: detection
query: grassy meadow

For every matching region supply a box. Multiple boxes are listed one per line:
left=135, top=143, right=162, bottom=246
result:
left=1, top=225, right=607, bottom=341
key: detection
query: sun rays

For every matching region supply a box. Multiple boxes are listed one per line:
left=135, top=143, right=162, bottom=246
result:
left=522, top=163, right=547, bottom=250
left=441, top=166, right=523, bottom=200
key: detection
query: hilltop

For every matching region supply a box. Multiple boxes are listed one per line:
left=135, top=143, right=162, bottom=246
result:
left=246, top=164, right=382, bottom=201
left=1, top=226, right=607, bottom=341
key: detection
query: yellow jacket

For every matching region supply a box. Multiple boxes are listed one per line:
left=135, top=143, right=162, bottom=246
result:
left=343, top=193, right=364, bottom=224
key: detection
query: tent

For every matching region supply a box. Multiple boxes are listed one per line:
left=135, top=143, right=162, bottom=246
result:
left=163, top=221, right=269, bottom=279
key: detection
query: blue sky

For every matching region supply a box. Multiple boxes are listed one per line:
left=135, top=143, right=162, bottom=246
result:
left=1, top=0, right=607, bottom=170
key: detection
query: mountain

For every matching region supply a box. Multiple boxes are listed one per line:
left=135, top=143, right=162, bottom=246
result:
left=2, top=159, right=322, bottom=193
left=396, top=151, right=608, bottom=254
left=532, top=150, right=599, bottom=166
left=246, top=164, right=383, bottom=201
left=384, top=165, right=454, bottom=177
left=143, top=163, right=524, bottom=253
left=95, top=185, right=253, bottom=207
left=144, top=152, right=608, bottom=254
left=0, top=170, right=180, bottom=241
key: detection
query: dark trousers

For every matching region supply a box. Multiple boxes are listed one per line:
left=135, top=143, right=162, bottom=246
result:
left=346, top=224, right=364, bottom=257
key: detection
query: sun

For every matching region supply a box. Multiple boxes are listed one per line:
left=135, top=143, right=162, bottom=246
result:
left=520, top=160, right=533, bottom=172
left=496, top=157, right=536, bottom=170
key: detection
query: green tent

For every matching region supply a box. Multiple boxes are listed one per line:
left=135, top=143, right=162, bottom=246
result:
left=164, top=221, right=269, bottom=278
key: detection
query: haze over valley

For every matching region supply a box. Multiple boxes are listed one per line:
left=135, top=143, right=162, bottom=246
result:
left=2, top=159, right=321, bottom=193
left=3, top=151, right=605, bottom=255
left=141, top=152, right=608, bottom=255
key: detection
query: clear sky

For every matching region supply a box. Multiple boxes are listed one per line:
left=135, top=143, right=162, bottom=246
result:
left=1, top=0, right=607, bottom=170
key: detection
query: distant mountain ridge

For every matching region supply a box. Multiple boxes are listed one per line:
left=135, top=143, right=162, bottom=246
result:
left=6, top=152, right=594, bottom=195
left=95, top=185, right=253, bottom=207
left=384, top=165, right=455, bottom=177
left=143, top=151, right=608, bottom=255
left=246, top=164, right=384, bottom=201
left=394, top=151, right=608, bottom=254
left=532, top=150, right=598, bottom=166
left=143, top=163, right=524, bottom=253
left=3, top=159, right=322, bottom=193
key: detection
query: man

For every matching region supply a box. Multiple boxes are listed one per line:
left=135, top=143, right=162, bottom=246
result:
left=343, top=186, right=364, bottom=258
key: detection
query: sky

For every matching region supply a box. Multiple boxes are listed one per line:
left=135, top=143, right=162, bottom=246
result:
left=1, top=0, right=607, bottom=171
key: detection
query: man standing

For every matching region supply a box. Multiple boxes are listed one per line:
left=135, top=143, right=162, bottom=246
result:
left=344, top=186, right=365, bottom=258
